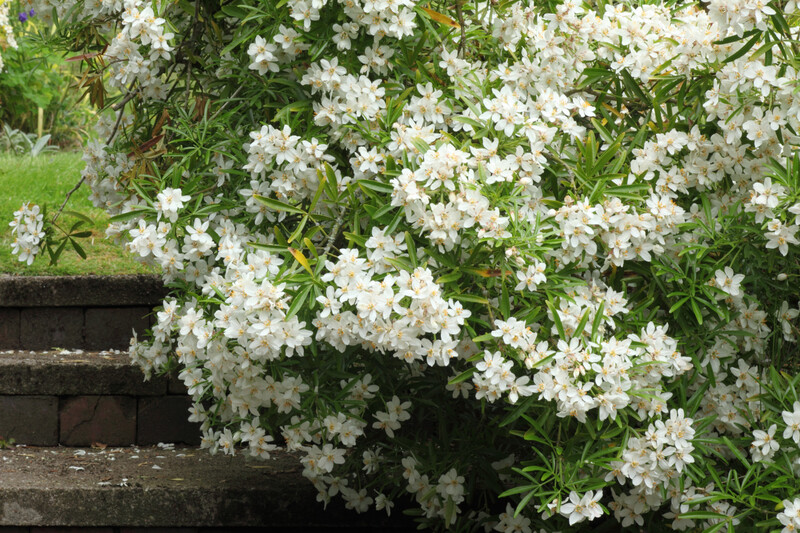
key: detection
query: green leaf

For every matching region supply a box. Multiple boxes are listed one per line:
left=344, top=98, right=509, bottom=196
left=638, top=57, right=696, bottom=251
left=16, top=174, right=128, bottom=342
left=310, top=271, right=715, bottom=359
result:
left=70, top=238, right=87, bottom=259
left=357, top=179, right=394, bottom=194
left=723, top=31, right=762, bottom=64
left=669, top=296, right=691, bottom=314
left=410, top=137, right=429, bottom=155
left=677, top=511, right=727, bottom=520
left=108, top=209, right=151, bottom=222
left=498, top=485, right=535, bottom=498
left=288, top=215, right=308, bottom=244
left=500, top=284, right=510, bottom=319
left=309, top=172, right=327, bottom=212
left=574, top=307, right=591, bottom=338
left=436, top=271, right=462, bottom=284
left=63, top=211, right=94, bottom=224
left=546, top=298, right=566, bottom=339
left=447, top=367, right=476, bottom=385
left=254, top=195, right=306, bottom=215
left=591, top=301, right=605, bottom=340
left=499, top=396, right=535, bottom=428
left=48, top=238, right=68, bottom=265
left=452, top=294, right=489, bottom=305
left=286, top=284, right=313, bottom=319
left=404, top=231, right=417, bottom=267
left=690, top=298, right=703, bottom=325
left=323, top=162, right=339, bottom=200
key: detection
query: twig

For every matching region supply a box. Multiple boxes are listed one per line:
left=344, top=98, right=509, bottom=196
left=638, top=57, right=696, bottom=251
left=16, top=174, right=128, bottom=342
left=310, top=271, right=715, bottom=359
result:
left=320, top=204, right=347, bottom=259
left=52, top=176, right=87, bottom=223
left=208, top=85, right=244, bottom=123
left=456, top=0, right=466, bottom=57
left=112, top=89, right=138, bottom=111
left=105, top=106, right=128, bottom=148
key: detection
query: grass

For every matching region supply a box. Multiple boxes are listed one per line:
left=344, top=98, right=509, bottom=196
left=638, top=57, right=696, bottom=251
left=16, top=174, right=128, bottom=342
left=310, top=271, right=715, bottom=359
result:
left=0, top=152, right=159, bottom=276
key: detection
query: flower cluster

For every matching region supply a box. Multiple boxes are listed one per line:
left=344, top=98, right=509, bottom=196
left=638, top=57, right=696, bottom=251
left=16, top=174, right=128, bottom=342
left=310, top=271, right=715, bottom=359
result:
left=17, top=8, right=34, bottom=22
left=0, top=0, right=19, bottom=72
left=9, top=202, right=45, bottom=265
left=607, top=409, right=696, bottom=527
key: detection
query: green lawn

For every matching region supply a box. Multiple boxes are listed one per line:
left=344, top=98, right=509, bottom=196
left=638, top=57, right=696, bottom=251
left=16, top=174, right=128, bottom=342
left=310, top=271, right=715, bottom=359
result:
left=0, top=152, right=159, bottom=275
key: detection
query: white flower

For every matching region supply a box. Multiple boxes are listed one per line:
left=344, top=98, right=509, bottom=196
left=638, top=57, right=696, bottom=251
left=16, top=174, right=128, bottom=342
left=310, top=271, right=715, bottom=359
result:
left=782, top=403, right=800, bottom=444
left=559, top=490, right=604, bottom=525
left=515, top=261, right=547, bottom=291
left=155, top=187, right=190, bottom=223
left=714, top=267, right=745, bottom=297
left=751, top=424, right=779, bottom=461
left=777, top=497, right=800, bottom=533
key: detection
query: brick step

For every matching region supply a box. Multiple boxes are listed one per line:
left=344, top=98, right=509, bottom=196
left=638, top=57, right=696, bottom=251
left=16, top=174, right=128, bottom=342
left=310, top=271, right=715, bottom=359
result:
left=0, top=350, right=197, bottom=447
left=0, top=445, right=403, bottom=530
left=0, top=275, right=165, bottom=351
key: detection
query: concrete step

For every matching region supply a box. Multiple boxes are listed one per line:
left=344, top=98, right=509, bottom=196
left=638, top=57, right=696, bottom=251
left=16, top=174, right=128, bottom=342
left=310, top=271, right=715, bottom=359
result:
left=0, top=350, right=197, bottom=447
left=0, top=445, right=400, bottom=530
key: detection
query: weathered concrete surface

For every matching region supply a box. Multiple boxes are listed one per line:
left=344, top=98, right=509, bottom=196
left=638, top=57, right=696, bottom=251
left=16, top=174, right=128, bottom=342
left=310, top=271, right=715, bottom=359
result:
left=0, top=351, right=167, bottom=396
left=0, top=447, right=404, bottom=529
left=0, top=276, right=167, bottom=308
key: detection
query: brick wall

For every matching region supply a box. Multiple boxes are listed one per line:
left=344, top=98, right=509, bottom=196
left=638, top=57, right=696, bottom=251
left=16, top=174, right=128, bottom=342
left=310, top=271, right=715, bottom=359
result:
left=0, top=376, right=199, bottom=446
left=0, top=275, right=166, bottom=351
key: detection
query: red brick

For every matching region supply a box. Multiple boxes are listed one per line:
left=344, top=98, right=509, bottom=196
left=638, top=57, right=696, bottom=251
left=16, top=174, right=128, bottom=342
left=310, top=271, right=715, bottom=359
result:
left=59, top=396, right=136, bottom=446
left=20, top=308, right=84, bottom=350
left=0, top=396, right=57, bottom=445
left=137, top=396, right=200, bottom=445
left=0, top=308, right=21, bottom=349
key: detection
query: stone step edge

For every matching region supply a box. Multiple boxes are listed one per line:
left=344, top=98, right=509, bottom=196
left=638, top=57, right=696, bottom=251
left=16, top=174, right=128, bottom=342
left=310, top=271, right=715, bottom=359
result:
left=0, top=446, right=402, bottom=529
left=0, top=351, right=183, bottom=396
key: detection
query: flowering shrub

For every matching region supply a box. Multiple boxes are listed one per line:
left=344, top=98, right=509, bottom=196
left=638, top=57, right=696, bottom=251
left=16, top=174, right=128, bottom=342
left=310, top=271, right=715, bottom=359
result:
left=10, top=0, right=800, bottom=530
left=0, top=0, right=19, bottom=72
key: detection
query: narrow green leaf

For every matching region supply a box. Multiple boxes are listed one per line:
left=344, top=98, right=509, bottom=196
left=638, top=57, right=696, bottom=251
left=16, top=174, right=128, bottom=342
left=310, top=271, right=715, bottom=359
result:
left=723, top=31, right=762, bottom=63
left=70, top=238, right=87, bottom=259
left=546, top=299, right=566, bottom=339
left=447, top=367, right=476, bottom=385
left=254, top=195, right=306, bottom=215
left=453, top=294, right=489, bottom=305
left=63, top=211, right=94, bottom=224
left=286, top=284, right=313, bottom=319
